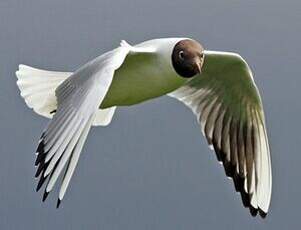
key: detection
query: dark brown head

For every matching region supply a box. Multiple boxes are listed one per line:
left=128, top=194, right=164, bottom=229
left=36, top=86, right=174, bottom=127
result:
left=171, top=39, right=204, bottom=78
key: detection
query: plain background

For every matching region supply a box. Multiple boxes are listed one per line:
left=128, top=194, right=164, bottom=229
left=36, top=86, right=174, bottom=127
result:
left=0, top=0, right=300, bottom=229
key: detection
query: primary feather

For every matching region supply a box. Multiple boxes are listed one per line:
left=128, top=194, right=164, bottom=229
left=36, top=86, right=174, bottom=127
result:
left=33, top=45, right=130, bottom=205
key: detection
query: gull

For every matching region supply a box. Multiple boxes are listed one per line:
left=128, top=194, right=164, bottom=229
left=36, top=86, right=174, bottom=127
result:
left=16, top=38, right=271, bottom=217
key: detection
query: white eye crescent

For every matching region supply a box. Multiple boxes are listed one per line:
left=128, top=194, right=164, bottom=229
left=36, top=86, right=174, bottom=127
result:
left=179, top=51, right=184, bottom=60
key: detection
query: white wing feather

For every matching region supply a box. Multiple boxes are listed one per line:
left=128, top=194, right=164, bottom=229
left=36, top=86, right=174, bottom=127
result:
left=168, top=51, right=271, bottom=217
left=16, top=65, right=117, bottom=126
left=34, top=45, right=130, bottom=205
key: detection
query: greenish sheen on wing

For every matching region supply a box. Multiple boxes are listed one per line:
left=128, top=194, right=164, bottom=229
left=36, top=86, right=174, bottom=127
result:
left=101, top=52, right=187, bottom=108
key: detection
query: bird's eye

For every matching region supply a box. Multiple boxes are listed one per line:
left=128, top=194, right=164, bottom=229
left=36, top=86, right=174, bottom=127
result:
left=179, top=51, right=184, bottom=60
left=200, top=53, right=204, bottom=58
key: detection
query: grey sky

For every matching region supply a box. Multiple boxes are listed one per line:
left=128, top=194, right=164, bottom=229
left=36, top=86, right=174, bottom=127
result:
left=0, top=0, right=300, bottom=229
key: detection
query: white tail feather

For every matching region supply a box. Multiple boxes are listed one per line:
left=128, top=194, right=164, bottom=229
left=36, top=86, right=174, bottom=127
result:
left=16, top=64, right=116, bottom=126
left=16, top=65, right=71, bottom=118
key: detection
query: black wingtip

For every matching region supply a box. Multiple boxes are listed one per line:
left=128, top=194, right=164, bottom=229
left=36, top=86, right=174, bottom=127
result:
left=50, top=109, right=57, bottom=114
left=35, top=160, right=46, bottom=178
left=212, top=141, right=223, bottom=162
left=36, top=174, right=48, bottom=192
left=211, top=142, right=266, bottom=218
left=42, top=191, right=49, bottom=202
left=35, top=141, right=45, bottom=166
left=259, top=209, right=267, bottom=218
left=36, top=140, right=44, bottom=152
left=248, top=207, right=268, bottom=218
left=223, top=161, right=235, bottom=177
left=35, top=154, right=43, bottom=166
left=56, top=199, right=61, bottom=208
left=249, top=206, right=258, bottom=217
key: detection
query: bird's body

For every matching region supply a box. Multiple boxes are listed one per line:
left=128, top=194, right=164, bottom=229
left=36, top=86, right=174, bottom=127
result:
left=16, top=37, right=272, bottom=218
left=102, top=39, right=188, bottom=108
left=102, top=40, right=253, bottom=108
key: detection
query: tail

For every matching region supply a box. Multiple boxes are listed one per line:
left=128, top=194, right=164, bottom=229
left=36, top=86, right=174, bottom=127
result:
left=16, top=65, right=71, bottom=118
left=16, top=64, right=116, bottom=126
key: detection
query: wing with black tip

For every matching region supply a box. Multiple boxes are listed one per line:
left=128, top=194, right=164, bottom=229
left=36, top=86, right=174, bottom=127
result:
left=168, top=51, right=272, bottom=217
left=34, top=45, right=130, bottom=207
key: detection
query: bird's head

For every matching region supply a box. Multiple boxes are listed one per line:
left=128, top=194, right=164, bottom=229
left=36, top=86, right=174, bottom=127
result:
left=171, top=39, right=204, bottom=78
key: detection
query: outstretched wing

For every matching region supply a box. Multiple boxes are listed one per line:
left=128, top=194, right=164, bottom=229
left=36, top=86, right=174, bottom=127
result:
left=34, top=45, right=131, bottom=207
left=168, top=51, right=271, bottom=217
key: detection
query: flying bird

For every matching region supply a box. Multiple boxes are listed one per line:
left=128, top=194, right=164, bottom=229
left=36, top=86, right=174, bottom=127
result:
left=16, top=38, right=271, bottom=217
